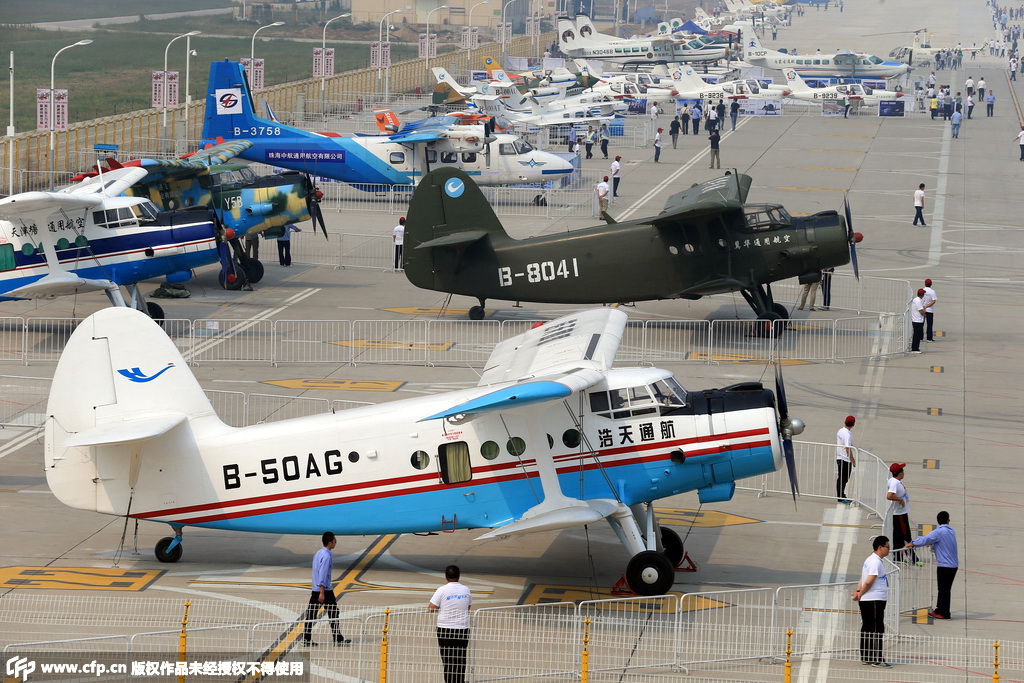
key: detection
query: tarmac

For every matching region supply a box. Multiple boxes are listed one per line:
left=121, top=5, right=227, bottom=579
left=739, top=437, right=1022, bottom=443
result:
left=1, top=0, right=1023, bottom=663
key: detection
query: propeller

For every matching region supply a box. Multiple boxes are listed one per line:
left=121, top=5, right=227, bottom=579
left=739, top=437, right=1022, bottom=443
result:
left=302, top=173, right=329, bottom=240
left=843, top=197, right=862, bottom=281
left=774, top=363, right=804, bottom=503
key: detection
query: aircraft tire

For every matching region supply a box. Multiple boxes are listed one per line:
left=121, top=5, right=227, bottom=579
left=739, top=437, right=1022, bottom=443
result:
left=660, top=527, right=685, bottom=568
left=756, top=311, right=784, bottom=337
left=625, top=550, right=675, bottom=596
left=146, top=302, right=166, bottom=325
left=218, top=267, right=247, bottom=291
left=468, top=305, right=486, bottom=321
left=771, top=302, right=789, bottom=319
left=155, top=537, right=183, bottom=563
left=246, top=259, right=265, bottom=284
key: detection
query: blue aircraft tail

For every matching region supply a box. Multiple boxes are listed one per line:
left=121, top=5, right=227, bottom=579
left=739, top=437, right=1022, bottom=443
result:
left=202, top=60, right=318, bottom=143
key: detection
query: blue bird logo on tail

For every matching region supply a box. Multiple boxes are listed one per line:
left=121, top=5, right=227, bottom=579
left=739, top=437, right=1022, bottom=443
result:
left=117, top=364, right=176, bottom=383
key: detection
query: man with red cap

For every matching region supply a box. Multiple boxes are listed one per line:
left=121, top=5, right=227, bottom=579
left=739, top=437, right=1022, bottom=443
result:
left=836, top=415, right=856, bottom=504
left=910, top=289, right=926, bottom=353
left=923, top=279, right=937, bottom=341
left=886, top=463, right=917, bottom=562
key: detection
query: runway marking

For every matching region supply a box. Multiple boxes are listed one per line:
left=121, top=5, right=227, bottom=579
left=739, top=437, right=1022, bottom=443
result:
left=0, top=566, right=163, bottom=591
left=654, top=507, right=762, bottom=528
left=791, top=166, right=857, bottom=171
left=0, top=427, right=42, bottom=461
left=931, top=366, right=944, bottom=373
left=927, top=407, right=943, bottom=416
left=520, top=584, right=730, bottom=611
left=800, top=148, right=862, bottom=154
left=382, top=306, right=480, bottom=317
left=263, top=379, right=405, bottom=392
left=924, top=459, right=940, bottom=469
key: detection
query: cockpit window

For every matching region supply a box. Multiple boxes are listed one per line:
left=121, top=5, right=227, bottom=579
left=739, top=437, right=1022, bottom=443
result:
left=93, top=202, right=158, bottom=228
left=516, top=140, right=534, bottom=154
left=498, top=143, right=516, bottom=155
left=744, top=205, right=793, bottom=231
left=590, top=378, right=687, bottom=419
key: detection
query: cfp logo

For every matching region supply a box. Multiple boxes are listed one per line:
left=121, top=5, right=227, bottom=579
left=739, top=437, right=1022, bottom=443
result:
left=6, top=656, right=36, bottom=682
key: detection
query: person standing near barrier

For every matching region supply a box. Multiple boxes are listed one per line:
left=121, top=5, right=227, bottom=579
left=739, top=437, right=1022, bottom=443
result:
left=653, top=129, right=663, bottom=163
left=886, top=463, right=917, bottom=562
left=853, top=536, right=891, bottom=667
left=905, top=511, right=958, bottom=620
left=243, top=231, right=260, bottom=261
left=910, top=288, right=926, bottom=353
left=599, top=123, right=611, bottom=159
left=708, top=129, right=721, bottom=169
left=429, top=565, right=472, bottom=683
left=923, top=278, right=937, bottom=341
left=797, top=279, right=819, bottom=311
left=596, top=176, right=610, bottom=214
left=836, top=415, right=856, bottom=504
left=302, top=532, right=351, bottom=646
left=820, top=267, right=834, bottom=310
left=584, top=126, right=596, bottom=159
left=610, top=156, right=622, bottom=197
left=392, top=217, right=405, bottom=271
left=277, top=223, right=301, bottom=267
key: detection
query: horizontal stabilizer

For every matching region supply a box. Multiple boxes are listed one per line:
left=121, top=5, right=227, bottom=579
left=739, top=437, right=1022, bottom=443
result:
left=414, top=230, right=489, bottom=249
left=59, top=413, right=187, bottom=448
left=476, top=498, right=620, bottom=539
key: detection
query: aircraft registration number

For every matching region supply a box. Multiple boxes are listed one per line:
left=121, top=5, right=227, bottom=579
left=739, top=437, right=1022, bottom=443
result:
left=222, top=451, right=345, bottom=490
left=498, top=259, right=579, bottom=287
left=232, top=126, right=283, bottom=136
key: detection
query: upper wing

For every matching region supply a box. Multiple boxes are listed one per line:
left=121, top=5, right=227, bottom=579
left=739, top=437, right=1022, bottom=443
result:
left=420, top=308, right=627, bottom=422
left=0, top=167, right=149, bottom=220
left=656, top=172, right=752, bottom=221
left=125, top=140, right=254, bottom=181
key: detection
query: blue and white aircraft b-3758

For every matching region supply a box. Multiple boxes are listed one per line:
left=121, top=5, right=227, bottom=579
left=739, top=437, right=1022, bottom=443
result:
left=44, top=307, right=802, bottom=596
left=202, top=60, right=573, bottom=187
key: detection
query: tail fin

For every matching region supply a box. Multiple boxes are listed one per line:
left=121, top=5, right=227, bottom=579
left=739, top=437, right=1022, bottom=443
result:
left=481, top=56, right=513, bottom=83
left=558, top=19, right=580, bottom=52
left=45, top=308, right=223, bottom=516
left=672, top=66, right=710, bottom=90
left=784, top=69, right=811, bottom=91
left=202, top=60, right=319, bottom=143
left=403, top=168, right=509, bottom=292
left=373, top=108, right=401, bottom=132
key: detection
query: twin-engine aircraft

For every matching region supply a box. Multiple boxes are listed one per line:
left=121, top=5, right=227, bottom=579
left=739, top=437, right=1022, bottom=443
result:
left=44, top=307, right=800, bottom=596
left=778, top=69, right=905, bottom=105
left=558, top=16, right=727, bottom=66
left=742, top=25, right=912, bottom=79
left=403, top=169, right=861, bottom=321
left=202, top=60, right=572, bottom=187
left=0, top=168, right=221, bottom=319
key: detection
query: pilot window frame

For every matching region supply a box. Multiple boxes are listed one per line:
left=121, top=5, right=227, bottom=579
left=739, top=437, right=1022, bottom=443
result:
left=461, top=152, right=477, bottom=163
left=425, top=150, right=437, bottom=163
left=588, top=383, right=682, bottom=419
left=438, top=442, right=472, bottom=484
left=389, top=151, right=406, bottom=165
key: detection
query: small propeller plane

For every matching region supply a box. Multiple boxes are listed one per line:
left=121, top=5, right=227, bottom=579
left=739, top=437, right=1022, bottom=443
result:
left=559, top=16, right=727, bottom=66
left=742, top=26, right=912, bottom=79
left=403, top=168, right=862, bottom=321
left=0, top=167, right=220, bottom=319
left=669, top=66, right=790, bottom=101
left=202, top=60, right=573, bottom=187
left=778, top=69, right=905, bottom=105
left=44, top=306, right=802, bottom=596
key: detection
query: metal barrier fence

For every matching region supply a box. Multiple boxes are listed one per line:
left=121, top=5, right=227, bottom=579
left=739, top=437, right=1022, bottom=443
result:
left=0, top=305, right=911, bottom=368
left=3, top=591, right=1020, bottom=682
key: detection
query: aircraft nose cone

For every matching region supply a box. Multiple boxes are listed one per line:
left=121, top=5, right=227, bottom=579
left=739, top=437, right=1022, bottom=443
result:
left=853, top=232, right=863, bottom=243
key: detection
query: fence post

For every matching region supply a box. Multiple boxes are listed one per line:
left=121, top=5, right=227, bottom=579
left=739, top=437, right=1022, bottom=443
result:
left=580, top=617, right=590, bottom=683
left=783, top=628, right=792, bottom=683
left=993, top=640, right=1000, bottom=682
left=379, top=608, right=390, bottom=683
left=177, top=600, right=191, bottom=683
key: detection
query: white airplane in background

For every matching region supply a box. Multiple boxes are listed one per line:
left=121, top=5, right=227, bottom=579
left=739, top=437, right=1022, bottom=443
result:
left=44, top=307, right=801, bottom=596
left=741, top=25, right=912, bottom=78
left=468, top=92, right=620, bottom=129
left=669, top=66, right=790, bottom=100
left=775, top=69, right=905, bottom=104
left=559, top=16, right=728, bottom=65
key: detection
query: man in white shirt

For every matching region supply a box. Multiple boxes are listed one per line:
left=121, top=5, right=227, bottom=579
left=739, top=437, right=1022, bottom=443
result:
left=429, top=565, right=472, bottom=683
left=922, top=278, right=937, bottom=341
left=836, top=415, right=856, bottom=503
left=610, top=156, right=622, bottom=197
left=886, top=463, right=917, bottom=562
left=910, top=288, right=926, bottom=353
left=392, top=217, right=405, bottom=271
left=1014, top=125, right=1024, bottom=161
left=853, top=536, right=891, bottom=667
left=912, top=183, right=926, bottom=226
left=595, top=177, right=610, bottom=213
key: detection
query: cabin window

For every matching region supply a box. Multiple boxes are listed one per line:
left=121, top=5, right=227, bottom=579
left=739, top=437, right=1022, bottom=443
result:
left=411, top=450, right=430, bottom=470
left=498, top=143, right=516, bottom=155
left=440, top=152, right=458, bottom=164
left=506, top=437, right=527, bottom=457
left=562, top=429, right=582, bottom=448
left=480, top=441, right=500, bottom=460
left=615, top=48, right=623, bottom=54
left=92, top=205, right=148, bottom=229
left=0, top=243, right=15, bottom=272
left=389, top=152, right=405, bottom=164
left=462, top=152, right=477, bottom=163
left=439, top=442, right=472, bottom=484
left=425, top=150, right=437, bottom=163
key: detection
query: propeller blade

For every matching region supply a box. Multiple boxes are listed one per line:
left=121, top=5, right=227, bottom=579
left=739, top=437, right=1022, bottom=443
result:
left=844, top=197, right=861, bottom=281
left=775, top=362, right=799, bottom=501
left=783, top=438, right=799, bottom=500
left=774, top=363, right=788, bottom=421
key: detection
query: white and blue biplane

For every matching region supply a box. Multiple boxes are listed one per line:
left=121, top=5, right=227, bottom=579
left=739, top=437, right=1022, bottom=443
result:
left=44, top=307, right=801, bottom=595
left=202, top=60, right=573, bottom=187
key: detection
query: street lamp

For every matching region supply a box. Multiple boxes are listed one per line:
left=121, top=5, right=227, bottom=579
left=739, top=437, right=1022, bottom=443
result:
left=379, top=6, right=412, bottom=99
left=501, top=0, right=517, bottom=66
left=467, top=0, right=491, bottom=62
left=163, top=31, right=201, bottom=139
left=321, top=13, right=350, bottom=118
left=49, top=39, right=91, bottom=187
left=425, top=5, right=450, bottom=84
left=251, top=21, right=285, bottom=64
left=184, top=38, right=198, bottom=145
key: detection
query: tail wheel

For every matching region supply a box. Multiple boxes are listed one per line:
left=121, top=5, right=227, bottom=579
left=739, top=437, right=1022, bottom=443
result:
left=245, top=259, right=265, bottom=284
left=155, top=537, right=183, bottom=563
left=625, top=550, right=675, bottom=596
left=146, top=302, right=165, bottom=326
left=660, top=527, right=684, bottom=568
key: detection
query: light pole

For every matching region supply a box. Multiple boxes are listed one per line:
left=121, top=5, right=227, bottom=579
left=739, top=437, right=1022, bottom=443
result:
left=49, top=39, right=91, bottom=187
left=501, top=0, right=517, bottom=66
left=425, top=5, right=450, bottom=85
left=467, top=0, right=491, bottom=64
left=8, top=51, right=14, bottom=195
left=379, top=6, right=411, bottom=100
left=163, top=31, right=201, bottom=141
left=320, top=13, right=350, bottom=118
left=184, top=37, right=198, bottom=145
left=251, top=21, right=285, bottom=64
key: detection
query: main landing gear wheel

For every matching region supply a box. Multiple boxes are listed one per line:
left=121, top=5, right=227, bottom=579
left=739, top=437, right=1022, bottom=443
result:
left=660, top=527, right=684, bottom=568
left=245, top=259, right=265, bottom=284
left=218, top=267, right=247, bottom=291
left=468, top=305, right=486, bottom=321
left=145, top=301, right=165, bottom=323
left=756, top=311, right=784, bottom=337
left=155, top=537, right=183, bottom=563
left=625, top=550, right=675, bottom=596
left=771, top=302, right=790, bottom=320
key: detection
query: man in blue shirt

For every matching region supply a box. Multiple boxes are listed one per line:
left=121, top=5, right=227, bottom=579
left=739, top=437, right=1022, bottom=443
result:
left=302, top=531, right=351, bottom=645
left=905, top=511, right=959, bottom=620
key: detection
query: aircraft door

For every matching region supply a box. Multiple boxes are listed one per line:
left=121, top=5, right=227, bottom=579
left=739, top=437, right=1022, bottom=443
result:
left=437, top=441, right=472, bottom=484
